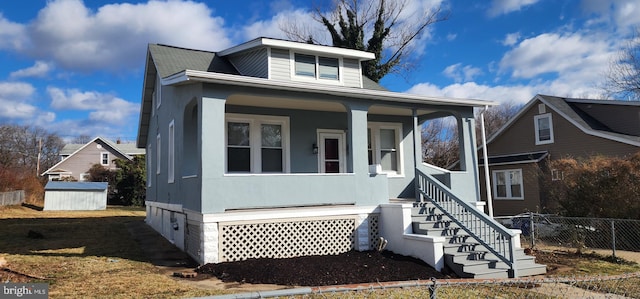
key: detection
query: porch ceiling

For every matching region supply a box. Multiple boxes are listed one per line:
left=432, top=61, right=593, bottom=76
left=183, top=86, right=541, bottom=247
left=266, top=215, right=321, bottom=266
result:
left=226, top=94, right=435, bottom=116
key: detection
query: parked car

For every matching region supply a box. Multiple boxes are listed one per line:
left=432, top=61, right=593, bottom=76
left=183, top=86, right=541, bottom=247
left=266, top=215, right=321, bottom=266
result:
left=496, top=213, right=562, bottom=237
left=497, top=213, right=597, bottom=238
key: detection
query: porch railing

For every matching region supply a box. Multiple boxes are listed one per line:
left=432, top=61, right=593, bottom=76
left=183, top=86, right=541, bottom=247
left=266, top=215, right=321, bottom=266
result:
left=416, top=170, right=518, bottom=277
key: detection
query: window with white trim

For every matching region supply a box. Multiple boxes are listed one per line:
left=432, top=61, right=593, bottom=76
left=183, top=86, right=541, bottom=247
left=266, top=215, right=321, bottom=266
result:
left=551, top=169, right=563, bottom=181
left=168, top=120, right=175, bottom=183
left=368, top=122, right=403, bottom=176
left=156, top=134, right=161, bottom=175
left=493, top=169, right=524, bottom=199
left=534, top=113, right=554, bottom=145
left=147, top=143, right=152, bottom=187
left=100, top=152, right=109, bottom=166
left=226, top=114, right=289, bottom=173
left=293, top=53, right=340, bottom=81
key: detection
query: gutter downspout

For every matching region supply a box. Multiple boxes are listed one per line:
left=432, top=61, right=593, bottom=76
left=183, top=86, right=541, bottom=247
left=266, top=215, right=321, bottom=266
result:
left=480, top=105, right=494, bottom=218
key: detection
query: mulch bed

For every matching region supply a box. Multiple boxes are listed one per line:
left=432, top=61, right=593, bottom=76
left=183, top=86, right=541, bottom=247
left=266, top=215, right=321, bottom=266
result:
left=197, top=250, right=452, bottom=286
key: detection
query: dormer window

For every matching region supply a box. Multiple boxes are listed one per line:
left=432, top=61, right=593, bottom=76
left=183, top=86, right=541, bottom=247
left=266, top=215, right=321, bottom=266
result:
left=293, top=53, right=340, bottom=81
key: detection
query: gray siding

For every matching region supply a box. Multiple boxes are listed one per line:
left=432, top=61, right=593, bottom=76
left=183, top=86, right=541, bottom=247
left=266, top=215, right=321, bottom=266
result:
left=489, top=100, right=639, bottom=159
left=270, top=48, right=290, bottom=80
left=49, top=139, right=129, bottom=180
left=342, top=58, right=362, bottom=88
left=228, top=48, right=268, bottom=78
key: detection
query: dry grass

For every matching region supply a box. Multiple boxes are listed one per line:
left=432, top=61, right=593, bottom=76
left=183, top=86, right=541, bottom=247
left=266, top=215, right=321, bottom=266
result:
left=0, top=205, right=226, bottom=299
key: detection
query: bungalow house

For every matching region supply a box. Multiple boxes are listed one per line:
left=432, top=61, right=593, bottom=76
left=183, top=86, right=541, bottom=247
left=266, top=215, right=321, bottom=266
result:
left=137, top=38, right=545, bottom=278
left=41, top=136, right=145, bottom=181
left=479, top=95, right=640, bottom=216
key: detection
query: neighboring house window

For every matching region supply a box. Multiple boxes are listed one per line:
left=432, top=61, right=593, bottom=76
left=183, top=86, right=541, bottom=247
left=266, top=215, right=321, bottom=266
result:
left=168, top=120, right=175, bottom=183
left=100, top=152, right=109, bottom=165
left=551, top=169, right=564, bottom=181
left=493, top=169, right=524, bottom=199
left=225, top=114, right=289, bottom=173
left=534, top=113, right=554, bottom=145
left=293, top=53, right=340, bottom=81
left=156, top=134, right=161, bottom=174
left=368, top=122, right=403, bottom=176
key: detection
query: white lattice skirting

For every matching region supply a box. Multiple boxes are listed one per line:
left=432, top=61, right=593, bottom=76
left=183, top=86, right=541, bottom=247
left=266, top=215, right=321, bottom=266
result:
left=146, top=202, right=381, bottom=264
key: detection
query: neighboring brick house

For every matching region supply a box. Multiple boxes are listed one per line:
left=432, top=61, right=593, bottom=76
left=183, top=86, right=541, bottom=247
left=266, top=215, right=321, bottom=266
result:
left=41, top=136, right=145, bottom=181
left=479, top=95, right=640, bottom=216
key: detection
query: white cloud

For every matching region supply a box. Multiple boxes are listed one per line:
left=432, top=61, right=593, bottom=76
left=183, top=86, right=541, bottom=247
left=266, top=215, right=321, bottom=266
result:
left=581, top=0, right=640, bottom=31
left=0, top=14, right=27, bottom=50
left=407, top=81, right=536, bottom=105
left=47, top=87, right=138, bottom=126
left=501, top=32, right=521, bottom=46
left=241, top=9, right=313, bottom=41
left=442, top=63, right=483, bottom=83
left=9, top=61, right=53, bottom=79
left=487, top=0, right=541, bottom=17
left=25, top=0, right=232, bottom=71
left=446, top=33, right=457, bottom=41
left=0, top=82, right=41, bottom=120
left=499, top=32, right=612, bottom=79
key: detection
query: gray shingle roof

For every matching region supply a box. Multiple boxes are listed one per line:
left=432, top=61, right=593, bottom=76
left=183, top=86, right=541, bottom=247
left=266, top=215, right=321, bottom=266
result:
left=540, top=95, right=640, bottom=144
left=149, top=44, right=239, bottom=78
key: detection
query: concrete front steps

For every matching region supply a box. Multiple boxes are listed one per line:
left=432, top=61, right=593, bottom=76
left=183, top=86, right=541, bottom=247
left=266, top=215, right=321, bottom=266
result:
left=412, top=203, right=547, bottom=278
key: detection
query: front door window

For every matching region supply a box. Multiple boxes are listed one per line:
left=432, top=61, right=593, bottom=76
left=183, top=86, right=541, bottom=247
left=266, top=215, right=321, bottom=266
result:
left=318, top=130, right=346, bottom=173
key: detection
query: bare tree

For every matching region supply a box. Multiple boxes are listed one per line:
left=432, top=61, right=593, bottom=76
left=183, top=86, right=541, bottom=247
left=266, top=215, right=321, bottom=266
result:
left=603, top=28, right=640, bottom=100
left=476, top=101, right=521, bottom=143
left=422, top=116, right=458, bottom=169
left=421, top=102, right=521, bottom=169
left=281, top=0, right=449, bottom=82
left=0, top=124, right=64, bottom=174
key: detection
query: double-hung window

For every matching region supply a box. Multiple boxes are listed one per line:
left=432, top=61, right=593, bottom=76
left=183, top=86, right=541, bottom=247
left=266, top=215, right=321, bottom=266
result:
left=493, top=169, right=524, bottom=199
left=226, top=114, right=289, bottom=173
left=168, top=120, right=175, bottom=183
left=534, top=114, right=554, bottom=145
left=294, top=53, right=340, bottom=81
left=368, top=122, right=403, bottom=176
left=100, top=152, right=109, bottom=166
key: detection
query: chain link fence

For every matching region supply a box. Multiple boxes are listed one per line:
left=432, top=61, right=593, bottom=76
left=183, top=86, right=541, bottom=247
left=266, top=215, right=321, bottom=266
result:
left=200, top=214, right=640, bottom=299
left=203, top=273, right=640, bottom=298
left=495, top=213, right=640, bottom=261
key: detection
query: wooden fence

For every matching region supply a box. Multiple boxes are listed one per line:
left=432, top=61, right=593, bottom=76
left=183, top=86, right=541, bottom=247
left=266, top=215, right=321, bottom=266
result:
left=0, top=190, right=25, bottom=206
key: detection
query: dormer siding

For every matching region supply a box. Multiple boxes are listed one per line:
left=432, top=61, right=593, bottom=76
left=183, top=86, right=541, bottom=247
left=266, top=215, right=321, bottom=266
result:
left=343, top=58, right=362, bottom=88
left=227, top=48, right=269, bottom=78
left=270, top=48, right=291, bottom=81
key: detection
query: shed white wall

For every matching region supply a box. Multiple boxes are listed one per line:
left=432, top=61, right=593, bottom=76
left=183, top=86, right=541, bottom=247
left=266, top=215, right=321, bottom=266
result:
left=43, top=189, right=107, bottom=211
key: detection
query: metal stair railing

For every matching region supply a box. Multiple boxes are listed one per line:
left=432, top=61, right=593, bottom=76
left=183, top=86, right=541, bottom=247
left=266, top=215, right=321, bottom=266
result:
left=416, top=169, right=518, bottom=277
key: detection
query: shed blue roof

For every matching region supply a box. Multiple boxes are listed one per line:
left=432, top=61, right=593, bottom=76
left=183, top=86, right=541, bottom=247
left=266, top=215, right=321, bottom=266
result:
left=45, top=181, right=108, bottom=191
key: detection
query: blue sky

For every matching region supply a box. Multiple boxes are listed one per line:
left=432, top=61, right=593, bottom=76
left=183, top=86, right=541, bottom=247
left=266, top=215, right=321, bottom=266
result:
left=0, top=0, right=638, bottom=142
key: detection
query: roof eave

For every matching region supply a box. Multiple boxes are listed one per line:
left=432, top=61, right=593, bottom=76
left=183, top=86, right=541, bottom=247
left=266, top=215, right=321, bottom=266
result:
left=163, top=70, right=498, bottom=107
left=219, top=37, right=377, bottom=60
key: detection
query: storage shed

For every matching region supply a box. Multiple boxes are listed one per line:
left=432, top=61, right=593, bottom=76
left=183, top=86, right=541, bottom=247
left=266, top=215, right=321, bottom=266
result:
left=44, top=182, right=108, bottom=211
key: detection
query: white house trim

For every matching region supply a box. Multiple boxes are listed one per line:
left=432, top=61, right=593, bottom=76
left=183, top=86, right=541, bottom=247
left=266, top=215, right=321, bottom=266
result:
left=219, top=37, right=376, bottom=60
left=163, top=70, right=497, bottom=108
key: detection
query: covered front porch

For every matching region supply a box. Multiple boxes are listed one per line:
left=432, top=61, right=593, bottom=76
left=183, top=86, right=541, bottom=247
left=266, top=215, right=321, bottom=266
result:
left=188, top=83, right=482, bottom=214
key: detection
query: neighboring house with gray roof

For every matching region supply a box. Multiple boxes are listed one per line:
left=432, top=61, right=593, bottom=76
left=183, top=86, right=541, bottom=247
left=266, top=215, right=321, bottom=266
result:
left=138, top=38, right=546, bottom=278
left=42, top=136, right=145, bottom=181
left=479, top=94, right=640, bottom=216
